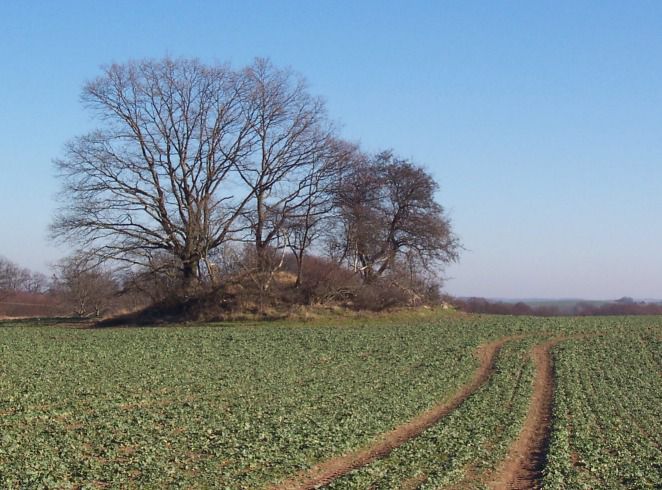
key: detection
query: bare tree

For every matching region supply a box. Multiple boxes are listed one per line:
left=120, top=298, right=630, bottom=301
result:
left=23, top=272, right=48, bottom=294
left=234, top=59, right=337, bottom=291
left=285, top=140, right=356, bottom=287
left=50, top=57, right=462, bottom=314
left=0, top=257, right=25, bottom=293
left=52, top=253, right=118, bottom=317
left=51, top=58, right=256, bottom=289
left=332, top=151, right=460, bottom=283
left=0, top=257, right=48, bottom=297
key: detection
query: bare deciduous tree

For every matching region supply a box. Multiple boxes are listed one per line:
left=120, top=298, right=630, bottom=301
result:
left=52, top=253, right=118, bottom=317
left=332, top=151, right=460, bottom=283
left=0, top=257, right=26, bottom=293
left=0, top=257, right=48, bottom=298
left=285, top=140, right=356, bottom=287
left=235, top=59, right=337, bottom=291
left=51, top=58, right=256, bottom=289
left=50, top=57, right=462, bottom=314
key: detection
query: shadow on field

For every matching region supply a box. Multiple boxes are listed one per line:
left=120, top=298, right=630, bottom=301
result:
left=93, top=291, right=287, bottom=328
left=0, top=317, right=92, bottom=328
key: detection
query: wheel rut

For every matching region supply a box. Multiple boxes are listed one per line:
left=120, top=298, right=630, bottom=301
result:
left=487, top=338, right=560, bottom=490
left=268, top=335, right=520, bottom=490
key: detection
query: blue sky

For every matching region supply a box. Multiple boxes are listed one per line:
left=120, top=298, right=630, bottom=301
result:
left=1, top=0, right=662, bottom=299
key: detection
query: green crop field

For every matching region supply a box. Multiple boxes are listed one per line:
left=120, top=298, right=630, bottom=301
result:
left=1, top=313, right=660, bottom=489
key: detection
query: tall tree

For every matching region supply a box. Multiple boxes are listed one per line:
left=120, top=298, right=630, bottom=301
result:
left=234, top=59, right=336, bottom=291
left=51, top=58, right=255, bottom=288
left=285, top=140, right=355, bottom=287
left=332, top=151, right=459, bottom=283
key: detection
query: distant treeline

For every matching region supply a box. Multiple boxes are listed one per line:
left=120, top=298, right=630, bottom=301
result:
left=451, top=297, right=662, bottom=316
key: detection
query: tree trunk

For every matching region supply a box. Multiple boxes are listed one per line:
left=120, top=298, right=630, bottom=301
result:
left=255, top=189, right=268, bottom=275
left=294, top=250, right=304, bottom=288
left=181, top=259, right=199, bottom=292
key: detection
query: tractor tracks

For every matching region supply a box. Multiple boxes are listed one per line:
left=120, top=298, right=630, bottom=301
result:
left=270, top=334, right=591, bottom=490
left=486, top=338, right=560, bottom=490
left=268, top=336, right=519, bottom=490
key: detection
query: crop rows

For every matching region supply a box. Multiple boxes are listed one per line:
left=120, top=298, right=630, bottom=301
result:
left=543, top=328, right=662, bottom=489
left=0, top=318, right=488, bottom=488
left=323, top=338, right=540, bottom=489
left=1, top=315, right=661, bottom=488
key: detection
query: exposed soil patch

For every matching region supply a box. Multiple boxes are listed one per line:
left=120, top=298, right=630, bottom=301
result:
left=487, top=339, right=560, bottom=490
left=400, top=472, right=429, bottom=490
left=269, top=336, right=519, bottom=490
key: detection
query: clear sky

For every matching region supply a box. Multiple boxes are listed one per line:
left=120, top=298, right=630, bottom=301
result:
left=2, top=0, right=662, bottom=299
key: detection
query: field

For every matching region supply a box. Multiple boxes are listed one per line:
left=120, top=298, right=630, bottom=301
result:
left=0, top=313, right=660, bottom=489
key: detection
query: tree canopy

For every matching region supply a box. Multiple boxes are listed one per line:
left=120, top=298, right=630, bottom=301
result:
left=52, top=57, right=460, bottom=304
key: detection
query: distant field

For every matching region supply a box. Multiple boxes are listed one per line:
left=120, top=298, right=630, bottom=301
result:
left=1, top=314, right=660, bottom=489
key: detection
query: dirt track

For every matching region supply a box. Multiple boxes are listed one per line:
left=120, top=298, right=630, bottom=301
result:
left=269, top=336, right=517, bottom=490
left=487, top=339, right=560, bottom=490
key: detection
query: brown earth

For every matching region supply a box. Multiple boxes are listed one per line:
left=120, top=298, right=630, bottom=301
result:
left=268, top=336, right=520, bottom=490
left=487, top=338, right=561, bottom=490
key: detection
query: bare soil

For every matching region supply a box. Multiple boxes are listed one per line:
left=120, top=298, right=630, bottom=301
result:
left=269, top=336, right=519, bottom=490
left=487, top=339, right=560, bottom=490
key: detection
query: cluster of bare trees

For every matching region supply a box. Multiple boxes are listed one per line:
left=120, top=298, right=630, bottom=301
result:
left=50, top=254, right=119, bottom=317
left=452, top=297, right=662, bottom=317
left=0, top=255, right=123, bottom=317
left=51, top=57, right=459, bottom=313
left=0, top=257, right=48, bottom=298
